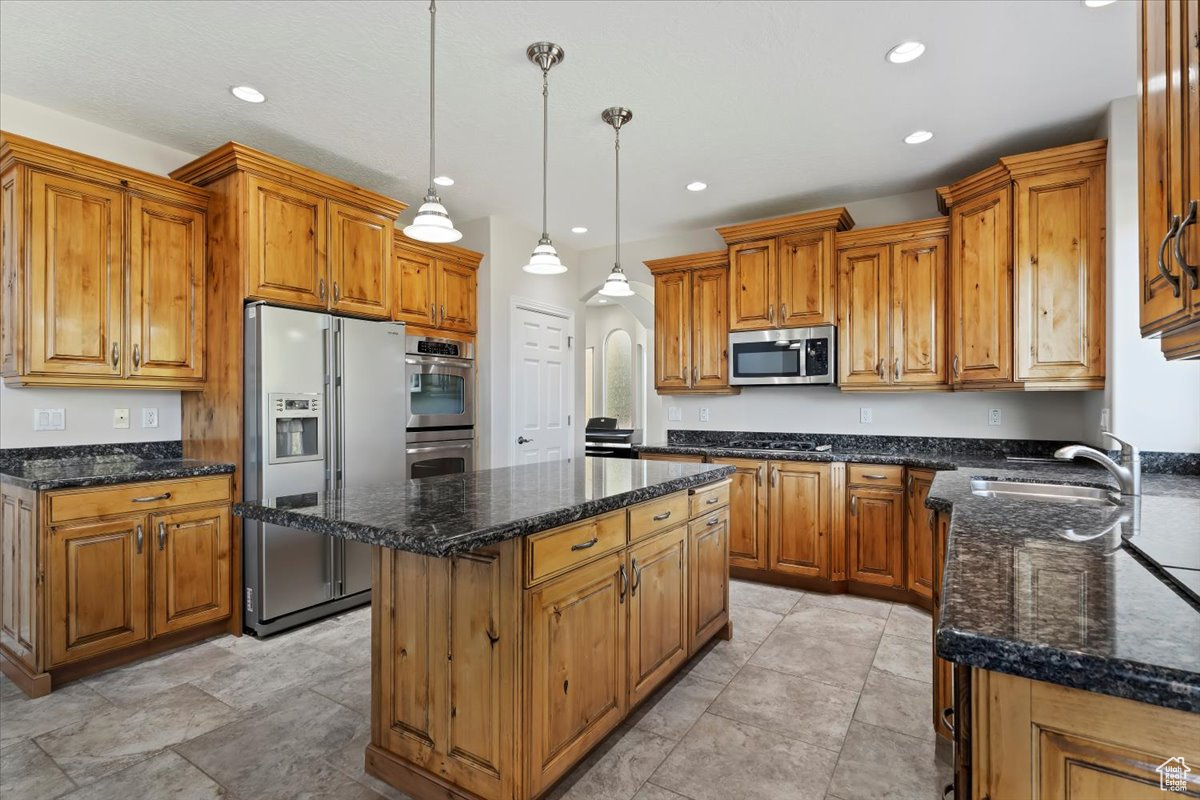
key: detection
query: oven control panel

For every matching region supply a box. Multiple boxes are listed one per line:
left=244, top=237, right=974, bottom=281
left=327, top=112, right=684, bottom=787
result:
left=416, top=340, right=460, bottom=357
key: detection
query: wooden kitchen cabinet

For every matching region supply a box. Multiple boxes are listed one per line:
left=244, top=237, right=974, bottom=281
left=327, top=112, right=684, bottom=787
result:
left=436, top=259, right=478, bottom=333
left=949, top=186, right=1013, bottom=387
left=837, top=244, right=891, bottom=388
left=392, top=249, right=437, bottom=326
left=150, top=505, right=232, bottom=636
left=846, top=465, right=904, bottom=587
left=718, top=207, right=853, bottom=332
left=769, top=461, right=833, bottom=579
left=904, top=469, right=935, bottom=602
left=1139, top=0, right=1200, bottom=359
left=645, top=251, right=736, bottom=394
left=392, top=234, right=481, bottom=334
left=710, top=457, right=768, bottom=570
left=244, top=173, right=328, bottom=308
left=688, top=505, right=730, bottom=654
left=627, top=526, right=689, bottom=705
left=0, top=133, right=209, bottom=389
left=932, top=509, right=953, bottom=740
left=329, top=200, right=392, bottom=318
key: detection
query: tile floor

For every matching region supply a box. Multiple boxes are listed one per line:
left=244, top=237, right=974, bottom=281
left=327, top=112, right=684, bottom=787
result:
left=0, top=581, right=951, bottom=800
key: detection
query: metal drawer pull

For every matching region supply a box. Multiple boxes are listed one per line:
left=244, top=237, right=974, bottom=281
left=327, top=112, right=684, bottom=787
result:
left=876, top=358, right=884, bottom=380
left=894, top=357, right=900, bottom=380
left=630, top=557, right=642, bottom=596
left=952, top=354, right=960, bottom=379
left=862, top=473, right=888, bottom=480
left=757, top=466, right=764, bottom=487
left=652, top=510, right=672, bottom=521
left=333, top=282, right=340, bottom=302
left=941, top=706, right=955, bottom=736
left=1158, top=214, right=1183, bottom=297
left=768, top=303, right=774, bottom=323
left=131, top=492, right=172, bottom=503
left=111, top=342, right=120, bottom=369
left=781, top=302, right=787, bottom=319
left=132, top=344, right=141, bottom=370
left=319, top=278, right=327, bottom=300
left=850, top=495, right=858, bottom=516
left=135, top=524, right=144, bottom=554
left=430, top=303, right=436, bottom=320
left=1174, top=200, right=1199, bottom=289
left=618, top=563, right=628, bottom=603
left=571, top=537, right=598, bottom=551
left=705, top=496, right=720, bottom=505
left=706, top=516, right=720, bottom=526
left=158, top=521, right=166, bottom=551
left=771, top=467, right=778, bottom=488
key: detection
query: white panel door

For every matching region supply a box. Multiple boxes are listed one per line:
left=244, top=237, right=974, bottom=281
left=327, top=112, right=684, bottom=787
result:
left=511, top=305, right=573, bottom=465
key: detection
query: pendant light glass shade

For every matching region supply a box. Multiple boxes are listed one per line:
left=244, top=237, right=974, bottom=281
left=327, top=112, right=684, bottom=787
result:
left=404, top=0, right=462, bottom=244
left=599, top=106, right=634, bottom=297
left=599, top=266, right=634, bottom=297
left=522, top=42, right=567, bottom=274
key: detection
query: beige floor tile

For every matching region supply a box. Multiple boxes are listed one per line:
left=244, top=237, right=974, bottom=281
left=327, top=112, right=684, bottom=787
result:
left=0, top=739, right=76, bottom=800
left=632, top=783, right=691, bottom=800
left=0, top=681, right=113, bottom=749
left=191, top=636, right=351, bottom=710
left=547, top=725, right=676, bottom=800
left=729, top=580, right=806, bottom=615
left=59, top=750, right=227, bottom=800
left=310, top=664, right=372, bottom=717
left=728, top=604, right=784, bottom=645
left=749, top=626, right=874, bottom=691
left=305, top=615, right=372, bottom=665
left=684, top=638, right=759, bottom=685
left=84, top=641, right=242, bottom=706
left=883, top=604, right=933, bottom=643
left=708, top=665, right=858, bottom=751
left=782, top=604, right=886, bottom=650
left=872, top=634, right=933, bottom=683
left=853, top=669, right=935, bottom=741
left=651, top=713, right=837, bottom=800
left=630, top=671, right=725, bottom=740
left=35, top=683, right=239, bottom=786
left=828, top=721, right=952, bottom=800
left=797, top=592, right=892, bottom=619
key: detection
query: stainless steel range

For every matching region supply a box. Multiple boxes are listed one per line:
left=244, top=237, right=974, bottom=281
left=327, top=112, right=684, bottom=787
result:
left=585, top=417, right=642, bottom=459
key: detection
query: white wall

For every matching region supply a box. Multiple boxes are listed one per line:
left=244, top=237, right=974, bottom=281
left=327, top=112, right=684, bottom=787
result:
left=1096, top=96, right=1200, bottom=452
left=0, top=94, right=195, bottom=448
left=583, top=303, right=651, bottom=432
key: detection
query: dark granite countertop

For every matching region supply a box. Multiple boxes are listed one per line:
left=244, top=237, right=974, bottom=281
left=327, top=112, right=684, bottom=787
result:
left=930, top=466, right=1200, bottom=713
left=0, top=455, right=235, bottom=491
left=233, top=457, right=735, bottom=558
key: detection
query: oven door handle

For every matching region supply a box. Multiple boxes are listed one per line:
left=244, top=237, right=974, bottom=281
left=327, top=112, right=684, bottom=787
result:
left=405, top=443, right=474, bottom=455
left=405, top=356, right=473, bottom=369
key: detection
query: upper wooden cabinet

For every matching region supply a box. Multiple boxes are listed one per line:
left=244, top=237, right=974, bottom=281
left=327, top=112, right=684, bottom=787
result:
left=1139, top=0, right=1200, bottom=359
left=170, top=141, right=406, bottom=321
left=0, top=133, right=208, bottom=389
left=938, top=140, right=1107, bottom=389
left=645, top=250, right=738, bottom=394
left=835, top=219, right=950, bottom=390
left=392, top=234, right=481, bottom=334
left=718, top=207, right=854, bottom=332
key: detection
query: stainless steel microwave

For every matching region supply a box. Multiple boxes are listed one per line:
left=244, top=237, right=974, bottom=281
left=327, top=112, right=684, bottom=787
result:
left=728, top=325, right=836, bottom=385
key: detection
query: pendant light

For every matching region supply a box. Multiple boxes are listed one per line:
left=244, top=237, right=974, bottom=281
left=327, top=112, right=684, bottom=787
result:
left=404, top=0, right=462, bottom=244
left=522, top=42, right=567, bottom=274
left=599, top=107, right=635, bottom=297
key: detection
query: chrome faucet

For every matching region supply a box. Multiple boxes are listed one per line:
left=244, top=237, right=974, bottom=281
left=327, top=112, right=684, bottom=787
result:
left=1054, top=432, right=1141, bottom=496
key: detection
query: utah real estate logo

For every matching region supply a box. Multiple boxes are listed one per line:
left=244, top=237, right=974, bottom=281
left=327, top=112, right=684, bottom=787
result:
left=1157, top=756, right=1191, bottom=793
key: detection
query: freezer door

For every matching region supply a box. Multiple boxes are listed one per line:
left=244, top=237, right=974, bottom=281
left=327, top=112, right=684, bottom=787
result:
left=260, top=521, right=334, bottom=619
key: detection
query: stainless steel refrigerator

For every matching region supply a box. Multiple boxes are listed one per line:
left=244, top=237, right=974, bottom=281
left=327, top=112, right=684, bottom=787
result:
left=242, top=303, right=406, bottom=636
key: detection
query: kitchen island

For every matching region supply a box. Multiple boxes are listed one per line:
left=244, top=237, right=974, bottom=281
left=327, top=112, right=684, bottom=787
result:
left=235, top=457, right=735, bottom=800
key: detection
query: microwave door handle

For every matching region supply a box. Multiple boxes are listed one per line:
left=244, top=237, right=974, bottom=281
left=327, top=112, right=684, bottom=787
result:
left=796, top=339, right=806, bottom=377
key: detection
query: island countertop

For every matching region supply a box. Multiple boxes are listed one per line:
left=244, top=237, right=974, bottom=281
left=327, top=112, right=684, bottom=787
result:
left=233, top=457, right=735, bottom=557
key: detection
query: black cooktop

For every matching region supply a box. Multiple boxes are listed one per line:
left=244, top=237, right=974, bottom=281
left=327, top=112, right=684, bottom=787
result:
left=726, top=439, right=818, bottom=451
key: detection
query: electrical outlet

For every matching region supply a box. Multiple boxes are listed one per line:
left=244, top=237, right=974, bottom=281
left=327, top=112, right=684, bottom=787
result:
left=113, top=408, right=130, bottom=429
left=33, top=408, right=65, bottom=431
left=699, top=407, right=710, bottom=422
left=1100, top=408, right=1110, bottom=430
left=141, top=407, right=159, bottom=428
left=668, top=406, right=682, bottom=422
left=989, top=408, right=1002, bottom=427
left=859, top=407, right=873, bottom=424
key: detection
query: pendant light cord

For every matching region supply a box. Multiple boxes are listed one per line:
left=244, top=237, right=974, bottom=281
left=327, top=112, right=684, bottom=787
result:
left=613, top=125, right=621, bottom=269
left=541, top=66, right=549, bottom=238
left=427, top=0, right=437, bottom=195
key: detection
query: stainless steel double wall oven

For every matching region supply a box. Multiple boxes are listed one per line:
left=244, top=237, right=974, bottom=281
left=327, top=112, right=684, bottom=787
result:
left=404, top=332, right=476, bottom=478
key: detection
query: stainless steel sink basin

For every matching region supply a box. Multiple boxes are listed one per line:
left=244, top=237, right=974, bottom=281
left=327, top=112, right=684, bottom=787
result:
left=969, top=479, right=1121, bottom=506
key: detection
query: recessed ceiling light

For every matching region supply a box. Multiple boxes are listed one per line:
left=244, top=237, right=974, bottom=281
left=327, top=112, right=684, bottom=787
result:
left=230, top=85, right=266, bottom=104
left=433, top=175, right=454, bottom=186
left=571, top=226, right=588, bottom=233
left=598, top=298, right=608, bottom=303
left=1082, top=0, right=1116, bottom=7
left=885, top=41, right=926, bottom=64
left=686, top=181, right=707, bottom=192
left=904, top=130, right=934, bottom=144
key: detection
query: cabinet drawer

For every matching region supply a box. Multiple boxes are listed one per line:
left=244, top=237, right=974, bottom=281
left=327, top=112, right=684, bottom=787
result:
left=847, top=464, right=903, bottom=488
left=48, top=476, right=233, bottom=524
left=688, top=506, right=729, bottom=536
left=628, top=491, right=689, bottom=542
left=526, top=510, right=626, bottom=586
left=689, top=480, right=730, bottom=518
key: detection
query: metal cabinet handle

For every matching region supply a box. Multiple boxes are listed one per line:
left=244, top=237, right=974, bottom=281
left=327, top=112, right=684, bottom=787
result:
left=692, top=366, right=698, bottom=385
left=705, top=496, right=720, bottom=505
left=941, top=706, right=956, bottom=736
left=440, top=304, right=446, bottom=323
left=111, top=341, right=120, bottom=369
left=319, top=278, right=327, bottom=300
left=706, top=516, right=720, bottom=526
left=571, top=537, right=598, bottom=551
left=771, top=466, right=778, bottom=488
left=876, top=358, right=884, bottom=380
left=952, top=354, right=960, bottom=379
left=131, top=492, right=171, bottom=503
left=757, top=465, right=765, bottom=487
left=652, top=510, right=672, bottom=521
left=894, top=357, right=900, bottom=380
left=430, top=303, right=436, bottom=320
left=157, top=521, right=166, bottom=551
left=135, top=524, right=144, bottom=554
left=333, top=281, right=341, bottom=302
left=1174, top=200, right=1199, bottom=289
left=907, top=474, right=914, bottom=491
left=927, top=508, right=936, bottom=528
left=618, top=563, right=628, bottom=604
left=862, top=473, right=888, bottom=480
left=850, top=495, right=858, bottom=516
left=781, top=302, right=788, bottom=320
left=1158, top=214, right=1183, bottom=297
left=768, top=303, right=774, bottom=323
left=630, top=557, right=642, bottom=596
left=132, top=343, right=141, bottom=370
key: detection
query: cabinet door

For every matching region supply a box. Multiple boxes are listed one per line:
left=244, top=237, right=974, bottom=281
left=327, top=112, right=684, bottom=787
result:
left=905, top=472, right=934, bottom=600
left=1139, top=0, right=1193, bottom=334
left=127, top=194, right=205, bottom=383
left=627, top=527, right=689, bottom=705
left=245, top=174, right=327, bottom=308
left=688, top=510, right=729, bottom=655
left=950, top=186, right=1013, bottom=385
left=48, top=516, right=149, bottom=666
left=436, top=260, right=477, bottom=333
left=150, top=505, right=231, bottom=636
left=891, top=236, right=948, bottom=387
left=1014, top=167, right=1106, bottom=383
left=691, top=266, right=730, bottom=389
left=527, top=552, right=627, bottom=796
left=837, top=244, right=891, bottom=387
left=27, top=170, right=124, bottom=379
left=847, top=488, right=903, bottom=587
left=778, top=230, right=836, bottom=326
left=654, top=270, right=691, bottom=390
left=769, top=462, right=831, bottom=578
left=329, top=201, right=391, bottom=319
left=1185, top=0, right=1200, bottom=320
left=392, top=248, right=437, bottom=326
left=1, top=487, right=38, bottom=668
left=728, top=239, right=776, bottom=331
left=715, top=458, right=767, bottom=570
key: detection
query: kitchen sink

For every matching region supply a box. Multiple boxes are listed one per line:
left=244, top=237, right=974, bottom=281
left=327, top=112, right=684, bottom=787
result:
left=969, top=479, right=1121, bottom=506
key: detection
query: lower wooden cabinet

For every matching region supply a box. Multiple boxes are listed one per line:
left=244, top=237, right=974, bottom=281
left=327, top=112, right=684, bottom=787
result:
left=710, top=458, right=767, bottom=570
left=931, top=510, right=954, bottom=741
left=627, top=527, right=689, bottom=706
left=847, top=470, right=904, bottom=588
left=151, top=505, right=232, bottom=636
left=905, top=469, right=935, bottom=601
left=769, top=461, right=832, bottom=578
left=688, top=507, right=730, bottom=654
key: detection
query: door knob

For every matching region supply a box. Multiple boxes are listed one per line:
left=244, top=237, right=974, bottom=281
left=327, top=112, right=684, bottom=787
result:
left=517, top=436, right=533, bottom=444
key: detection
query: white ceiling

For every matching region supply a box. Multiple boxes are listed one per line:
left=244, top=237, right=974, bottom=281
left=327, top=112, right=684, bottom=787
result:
left=0, top=0, right=1136, bottom=245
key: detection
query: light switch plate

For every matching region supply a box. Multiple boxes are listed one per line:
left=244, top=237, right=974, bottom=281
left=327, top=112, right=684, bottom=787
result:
left=33, top=408, right=65, bottom=431
left=141, top=407, right=159, bottom=428
left=988, top=408, right=1002, bottom=426
left=113, top=408, right=130, bottom=429
left=699, top=407, right=710, bottom=422
left=859, top=407, right=873, bottom=424
left=668, top=406, right=682, bottom=422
